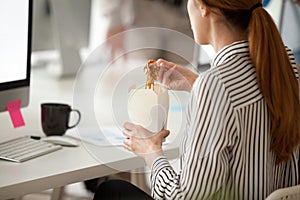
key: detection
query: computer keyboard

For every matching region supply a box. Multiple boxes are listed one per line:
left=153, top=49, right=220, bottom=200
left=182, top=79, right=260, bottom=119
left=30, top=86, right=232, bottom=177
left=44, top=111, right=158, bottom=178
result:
left=0, top=136, right=62, bottom=163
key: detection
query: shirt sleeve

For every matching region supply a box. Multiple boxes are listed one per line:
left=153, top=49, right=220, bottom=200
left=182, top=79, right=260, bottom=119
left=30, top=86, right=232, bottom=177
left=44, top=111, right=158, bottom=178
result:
left=150, top=73, right=237, bottom=199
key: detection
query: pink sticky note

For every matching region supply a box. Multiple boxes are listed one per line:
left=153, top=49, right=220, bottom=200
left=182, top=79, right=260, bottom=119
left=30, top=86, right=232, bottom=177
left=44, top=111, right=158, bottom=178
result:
left=6, top=100, right=25, bottom=128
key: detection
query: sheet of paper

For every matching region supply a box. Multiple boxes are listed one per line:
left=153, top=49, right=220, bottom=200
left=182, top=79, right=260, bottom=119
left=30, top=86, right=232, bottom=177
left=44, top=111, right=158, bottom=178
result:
left=66, top=126, right=125, bottom=147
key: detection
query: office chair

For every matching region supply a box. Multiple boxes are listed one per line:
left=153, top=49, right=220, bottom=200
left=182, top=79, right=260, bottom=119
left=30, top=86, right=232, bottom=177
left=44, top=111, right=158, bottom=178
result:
left=265, top=184, right=300, bottom=200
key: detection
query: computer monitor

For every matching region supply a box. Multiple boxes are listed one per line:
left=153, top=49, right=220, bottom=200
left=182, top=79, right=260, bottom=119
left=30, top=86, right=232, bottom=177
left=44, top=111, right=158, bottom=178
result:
left=0, top=0, right=32, bottom=112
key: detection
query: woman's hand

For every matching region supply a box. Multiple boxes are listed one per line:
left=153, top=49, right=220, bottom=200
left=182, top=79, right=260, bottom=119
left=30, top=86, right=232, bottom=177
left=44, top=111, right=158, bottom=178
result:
left=123, top=122, right=170, bottom=166
left=156, top=59, right=198, bottom=92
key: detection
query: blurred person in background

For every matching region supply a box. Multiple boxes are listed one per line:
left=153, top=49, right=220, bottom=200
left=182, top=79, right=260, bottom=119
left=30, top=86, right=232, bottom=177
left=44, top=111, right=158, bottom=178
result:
left=98, top=0, right=194, bottom=63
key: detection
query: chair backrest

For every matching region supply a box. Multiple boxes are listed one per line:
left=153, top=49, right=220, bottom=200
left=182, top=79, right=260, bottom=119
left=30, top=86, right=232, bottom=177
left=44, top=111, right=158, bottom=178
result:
left=265, top=184, right=300, bottom=200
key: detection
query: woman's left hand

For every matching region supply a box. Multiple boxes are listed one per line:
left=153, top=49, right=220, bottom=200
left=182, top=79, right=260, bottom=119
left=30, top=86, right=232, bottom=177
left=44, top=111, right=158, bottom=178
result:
left=123, top=122, right=170, bottom=166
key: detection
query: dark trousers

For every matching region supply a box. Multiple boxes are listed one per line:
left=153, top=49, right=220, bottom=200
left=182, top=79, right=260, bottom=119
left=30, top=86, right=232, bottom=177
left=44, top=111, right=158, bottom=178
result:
left=93, top=180, right=154, bottom=200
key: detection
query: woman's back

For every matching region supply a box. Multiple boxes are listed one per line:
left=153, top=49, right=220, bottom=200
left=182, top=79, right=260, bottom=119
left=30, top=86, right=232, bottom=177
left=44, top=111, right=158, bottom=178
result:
left=187, top=40, right=300, bottom=199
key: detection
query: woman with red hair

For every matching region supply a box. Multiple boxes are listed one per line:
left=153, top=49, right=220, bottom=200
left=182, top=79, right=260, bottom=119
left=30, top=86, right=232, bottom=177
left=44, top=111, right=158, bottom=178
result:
left=94, top=0, right=300, bottom=199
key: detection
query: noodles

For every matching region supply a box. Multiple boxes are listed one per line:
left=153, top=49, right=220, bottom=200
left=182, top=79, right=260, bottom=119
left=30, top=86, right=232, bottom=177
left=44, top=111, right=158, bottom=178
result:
left=144, top=59, right=160, bottom=90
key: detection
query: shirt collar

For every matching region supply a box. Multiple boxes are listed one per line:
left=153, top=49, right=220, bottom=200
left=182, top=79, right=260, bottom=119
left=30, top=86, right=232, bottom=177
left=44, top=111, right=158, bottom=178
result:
left=211, top=40, right=249, bottom=67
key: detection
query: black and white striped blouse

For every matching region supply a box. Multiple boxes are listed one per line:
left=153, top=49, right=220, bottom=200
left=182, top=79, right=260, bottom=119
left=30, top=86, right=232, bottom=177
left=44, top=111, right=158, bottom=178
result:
left=150, top=41, right=300, bottom=200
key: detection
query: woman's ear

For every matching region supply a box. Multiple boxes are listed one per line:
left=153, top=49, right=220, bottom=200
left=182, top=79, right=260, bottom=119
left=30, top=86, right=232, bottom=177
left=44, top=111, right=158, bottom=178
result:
left=199, top=4, right=209, bottom=17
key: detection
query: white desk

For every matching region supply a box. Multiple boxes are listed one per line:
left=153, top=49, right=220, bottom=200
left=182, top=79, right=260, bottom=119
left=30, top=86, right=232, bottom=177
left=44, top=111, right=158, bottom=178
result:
left=0, top=132, right=179, bottom=199
left=0, top=60, right=187, bottom=199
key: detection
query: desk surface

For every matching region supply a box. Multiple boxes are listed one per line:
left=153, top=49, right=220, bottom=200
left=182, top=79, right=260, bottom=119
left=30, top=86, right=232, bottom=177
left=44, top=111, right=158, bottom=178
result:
left=0, top=132, right=179, bottom=199
left=0, top=62, right=187, bottom=199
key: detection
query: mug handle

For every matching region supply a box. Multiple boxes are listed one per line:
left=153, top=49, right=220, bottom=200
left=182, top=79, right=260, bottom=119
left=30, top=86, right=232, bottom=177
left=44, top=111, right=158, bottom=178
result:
left=67, top=109, right=81, bottom=129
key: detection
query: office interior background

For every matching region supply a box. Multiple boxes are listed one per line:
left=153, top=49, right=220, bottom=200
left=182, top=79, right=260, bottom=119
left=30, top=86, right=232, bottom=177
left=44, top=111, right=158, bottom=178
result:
left=0, top=0, right=299, bottom=199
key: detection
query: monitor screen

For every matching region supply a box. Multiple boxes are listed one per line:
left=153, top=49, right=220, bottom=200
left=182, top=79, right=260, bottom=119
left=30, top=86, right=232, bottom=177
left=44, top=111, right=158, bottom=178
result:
left=0, top=0, right=32, bottom=111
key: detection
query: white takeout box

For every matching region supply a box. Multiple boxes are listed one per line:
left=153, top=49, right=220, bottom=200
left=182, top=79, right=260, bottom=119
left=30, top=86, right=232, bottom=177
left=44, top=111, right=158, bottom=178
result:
left=128, top=84, right=169, bottom=132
